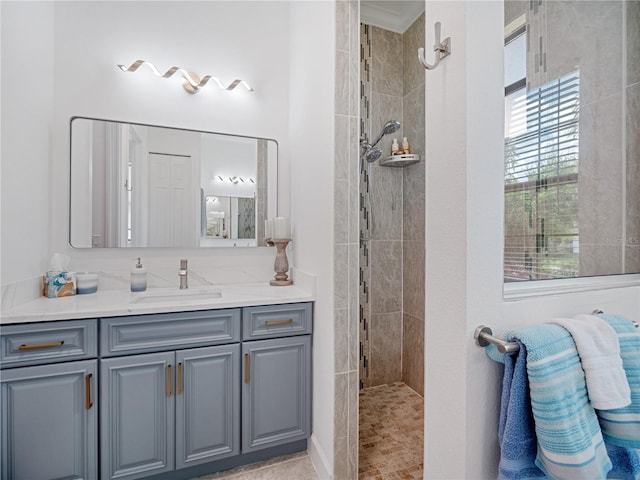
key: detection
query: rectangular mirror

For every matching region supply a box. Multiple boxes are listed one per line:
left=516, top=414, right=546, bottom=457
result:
left=70, top=117, right=277, bottom=248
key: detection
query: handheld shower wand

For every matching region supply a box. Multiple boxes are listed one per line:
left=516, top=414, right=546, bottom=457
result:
left=361, top=120, right=401, bottom=163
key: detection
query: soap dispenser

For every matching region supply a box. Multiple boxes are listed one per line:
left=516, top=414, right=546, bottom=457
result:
left=131, top=257, right=147, bottom=292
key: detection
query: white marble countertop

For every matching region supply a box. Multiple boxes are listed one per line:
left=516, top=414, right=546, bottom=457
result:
left=0, top=283, right=314, bottom=325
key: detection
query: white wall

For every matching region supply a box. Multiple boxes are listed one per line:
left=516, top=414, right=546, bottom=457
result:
left=1, top=2, right=55, bottom=285
left=423, top=2, right=640, bottom=479
left=289, top=2, right=336, bottom=477
left=2, top=1, right=292, bottom=288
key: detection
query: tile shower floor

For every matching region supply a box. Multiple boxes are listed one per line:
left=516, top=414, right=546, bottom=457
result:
left=359, top=382, right=424, bottom=479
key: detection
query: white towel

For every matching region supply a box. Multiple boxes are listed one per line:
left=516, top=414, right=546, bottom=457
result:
left=552, top=314, right=631, bottom=411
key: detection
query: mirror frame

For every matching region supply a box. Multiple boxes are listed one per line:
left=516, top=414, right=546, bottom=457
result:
left=69, top=116, right=278, bottom=249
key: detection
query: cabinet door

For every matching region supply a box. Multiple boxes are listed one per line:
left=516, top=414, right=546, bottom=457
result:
left=176, top=344, right=240, bottom=469
left=242, top=336, right=311, bottom=453
left=100, top=352, right=174, bottom=480
left=1, top=360, right=97, bottom=480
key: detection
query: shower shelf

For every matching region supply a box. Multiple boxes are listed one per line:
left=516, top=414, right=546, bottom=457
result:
left=379, top=154, right=421, bottom=168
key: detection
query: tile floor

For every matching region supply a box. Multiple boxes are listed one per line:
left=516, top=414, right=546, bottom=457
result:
left=192, top=451, right=318, bottom=480
left=359, top=382, right=424, bottom=479
left=192, top=382, right=423, bottom=480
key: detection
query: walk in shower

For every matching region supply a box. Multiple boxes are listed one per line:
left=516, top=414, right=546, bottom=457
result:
left=358, top=4, right=426, bottom=479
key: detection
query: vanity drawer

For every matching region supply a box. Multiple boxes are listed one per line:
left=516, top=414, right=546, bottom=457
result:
left=242, top=303, right=312, bottom=340
left=0, top=319, right=97, bottom=368
left=100, top=308, right=241, bottom=357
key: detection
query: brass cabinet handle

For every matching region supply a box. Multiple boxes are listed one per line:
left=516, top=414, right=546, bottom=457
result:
left=167, top=365, right=172, bottom=397
left=177, top=363, right=183, bottom=395
left=19, top=340, right=64, bottom=351
left=264, top=318, right=293, bottom=326
left=85, top=373, right=93, bottom=410
left=244, top=354, right=250, bottom=384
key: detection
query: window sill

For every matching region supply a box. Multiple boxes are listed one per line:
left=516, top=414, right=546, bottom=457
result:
left=503, top=273, right=640, bottom=300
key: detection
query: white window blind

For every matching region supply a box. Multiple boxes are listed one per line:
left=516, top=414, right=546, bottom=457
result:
left=504, top=71, right=580, bottom=281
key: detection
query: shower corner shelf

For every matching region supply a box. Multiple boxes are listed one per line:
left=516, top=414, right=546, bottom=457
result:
left=379, top=154, right=421, bottom=168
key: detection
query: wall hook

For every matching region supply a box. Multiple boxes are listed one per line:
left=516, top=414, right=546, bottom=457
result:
left=418, top=21, right=451, bottom=70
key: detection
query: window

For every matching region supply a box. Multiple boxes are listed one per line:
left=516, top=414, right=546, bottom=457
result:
left=504, top=28, right=580, bottom=282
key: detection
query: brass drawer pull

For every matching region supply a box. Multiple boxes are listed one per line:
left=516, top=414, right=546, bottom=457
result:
left=245, top=354, right=250, bottom=384
left=85, top=373, right=93, bottom=410
left=177, top=363, right=183, bottom=395
left=264, top=318, right=294, bottom=326
left=18, top=340, right=65, bottom=351
left=167, top=365, right=172, bottom=397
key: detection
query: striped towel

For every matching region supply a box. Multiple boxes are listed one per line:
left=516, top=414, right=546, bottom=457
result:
left=596, top=314, right=640, bottom=449
left=506, top=324, right=612, bottom=480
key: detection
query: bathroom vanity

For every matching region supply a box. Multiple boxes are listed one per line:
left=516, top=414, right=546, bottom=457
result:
left=0, top=286, right=313, bottom=480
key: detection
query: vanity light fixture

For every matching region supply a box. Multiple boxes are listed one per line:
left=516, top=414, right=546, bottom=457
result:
left=117, top=60, right=254, bottom=95
left=214, top=175, right=255, bottom=184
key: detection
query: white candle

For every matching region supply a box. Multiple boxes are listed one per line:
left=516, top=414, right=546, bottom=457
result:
left=273, top=216, right=290, bottom=239
left=265, top=219, right=274, bottom=239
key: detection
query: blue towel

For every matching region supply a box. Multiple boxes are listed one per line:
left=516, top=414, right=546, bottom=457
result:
left=489, top=324, right=612, bottom=480
left=596, top=314, right=640, bottom=449
left=489, top=339, right=547, bottom=479
left=605, top=443, right=640, bottom=480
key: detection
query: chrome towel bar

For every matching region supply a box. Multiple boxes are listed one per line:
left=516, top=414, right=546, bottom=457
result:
left=474, top=325, right=519, bottom=353
left=475, top=313, right=639, bottom=354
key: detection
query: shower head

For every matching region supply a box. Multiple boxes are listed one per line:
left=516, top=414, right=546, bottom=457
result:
left=382, top=120, right=401, bottom=136
left=363, top=147, right=383, bottom=163
left=370, top=120, right=401, bottom=149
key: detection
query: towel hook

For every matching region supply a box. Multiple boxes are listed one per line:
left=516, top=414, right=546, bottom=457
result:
left=418, top=21, right=451, bottom=70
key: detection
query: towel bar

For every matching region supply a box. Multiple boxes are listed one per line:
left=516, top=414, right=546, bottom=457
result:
left=475, top=314, right=639, bottom=354
left=474, top=325, right=519, bottom=353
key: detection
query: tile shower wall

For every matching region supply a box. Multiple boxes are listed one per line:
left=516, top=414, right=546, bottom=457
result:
left=334, top=2, right=360, bottom=479
left=401, top=13, right=425, bottom=396
left=338, top=7, right=425, bottom=479
left=360, top=24, right=404, bottom=389
left=359, top=14, right=426, bottom=394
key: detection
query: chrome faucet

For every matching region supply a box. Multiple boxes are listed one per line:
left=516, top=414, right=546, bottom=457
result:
left=179, top=259, right=188, bottom=289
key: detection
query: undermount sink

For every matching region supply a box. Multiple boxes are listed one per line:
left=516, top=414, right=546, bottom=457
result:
left=131, top=286, right=223, bottom=304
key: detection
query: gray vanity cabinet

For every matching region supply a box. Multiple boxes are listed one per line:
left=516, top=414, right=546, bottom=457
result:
left=1, top=359, right=98, bottom=480
left=100, top=352, right=175, bottom=480
left=241, top=303, right=312, bottom=453
left=101, top=347, right=240, bottom=480
left=175, top=344, right=240, bottom=469
left=100, top=310, right=241, bottom=480
left=0, top=319, right=98, bottom=480
left=1, top=302, right=311, bottom=480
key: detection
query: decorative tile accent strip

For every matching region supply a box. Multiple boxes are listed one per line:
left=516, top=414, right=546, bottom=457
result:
left=359, top=22, right=373, bottom=389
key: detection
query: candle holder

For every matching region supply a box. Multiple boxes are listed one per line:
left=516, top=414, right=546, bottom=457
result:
left=268, top=238, right=293, bottom=286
